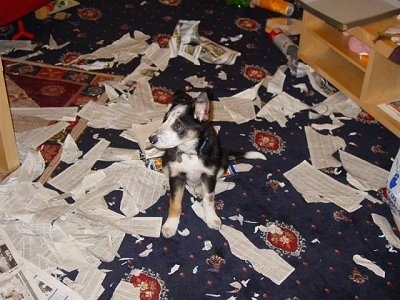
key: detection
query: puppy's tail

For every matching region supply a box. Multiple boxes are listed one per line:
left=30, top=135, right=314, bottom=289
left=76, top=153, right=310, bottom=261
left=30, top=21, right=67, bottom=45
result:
left=227, top=149, right=266, bottom=161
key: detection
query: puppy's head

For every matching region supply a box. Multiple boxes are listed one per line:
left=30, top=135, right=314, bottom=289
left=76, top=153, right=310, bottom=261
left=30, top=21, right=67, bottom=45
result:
left=149, top=90, right=211, bottom=149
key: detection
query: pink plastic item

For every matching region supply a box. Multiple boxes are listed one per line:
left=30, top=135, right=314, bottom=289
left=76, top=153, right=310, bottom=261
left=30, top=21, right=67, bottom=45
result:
left=348, top=36, right=371, bottom=55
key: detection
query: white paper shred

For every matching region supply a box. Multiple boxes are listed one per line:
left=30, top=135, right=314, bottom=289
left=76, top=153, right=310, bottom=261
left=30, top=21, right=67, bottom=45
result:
left=228, top=214, right=244, bottom=225
left=48, top=138, right=110, bottom=193
left=293, top=83, right=308, bottom=93
left=43, top=34, right=71, bottom=50
left=219, top=225, right=294, bottom=285
left=218, top=82, right=262, bottom=124
left=234, top=163, right=253, bottom=173
left=178, top=228, right=191, bottom=236
left=311, top=92, right=362, bottom=119
left=139, top=243, right=153, bottom=257
left=284, top=160, right=366, bottom=212
left=72, top=31, right=151, bottom=68
left=218, top=70, right=227, bottom=80
left=266, top=66, right=286, bottom=95
left=61, top=134, right=83, bottom=164
left=185, top=75, right=212, bottom=88
left=220, top=34, right=243, bottom=43
left=371, top=213, right=400, bottom=249
left=305, top=126, right=346, bottom=169
left=168, top=264, right=180, bottom=275
left=15, top=121, right=69, bottom=161
left=257, top=92, right=310, bottom=127
left=0, top=40, right=37, bottom=55
left=199, top=36, right=241, bottom=65
left=307, top=69, right=337, bottom=97
left=111, top=280, right=141, bottom=300
left=11, top=106, right=78, bottom=122
left=202, top=240, right=213, bottom=251
left=310, top=114, right=346, bottom=131
left=8, top=149, right=45, bottom=182
left=353, top=254, right=385, bottom=278
left=339, top=150, right=390, bottom=191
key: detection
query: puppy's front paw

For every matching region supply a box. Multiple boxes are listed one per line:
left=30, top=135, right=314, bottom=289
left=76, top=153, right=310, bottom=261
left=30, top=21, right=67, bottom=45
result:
left=203, top=201, right=221, bottom=230
left=161, top=217, right=179, bottom=238
left=206, top=217, right=222, bottom=230
left=204, top=211, right=222, bottom=230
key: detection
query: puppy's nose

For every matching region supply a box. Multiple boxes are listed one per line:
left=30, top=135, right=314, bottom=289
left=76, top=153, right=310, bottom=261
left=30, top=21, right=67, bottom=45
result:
left=148, top=134, right=158, bottom=145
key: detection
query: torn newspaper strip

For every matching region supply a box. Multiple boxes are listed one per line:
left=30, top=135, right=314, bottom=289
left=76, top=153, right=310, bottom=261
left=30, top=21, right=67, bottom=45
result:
left=219, top=225, right=294, bottom=285
left=339, top=150, right=389, bottom=191
left=257, top=91, right=310, bottom=127
left=305, top=126, right=346, bottom=169
left=284, top=160, right=368, bottom=212
left=0, top=227, right=83, bottom=300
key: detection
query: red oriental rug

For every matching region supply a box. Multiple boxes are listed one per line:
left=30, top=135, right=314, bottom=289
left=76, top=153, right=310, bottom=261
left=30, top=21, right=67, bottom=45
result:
left=2, top=58, right=122, bottom=182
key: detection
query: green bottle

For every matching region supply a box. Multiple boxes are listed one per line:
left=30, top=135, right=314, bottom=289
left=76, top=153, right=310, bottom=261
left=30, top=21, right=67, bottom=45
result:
left=226, top=0, right=251, bottom=8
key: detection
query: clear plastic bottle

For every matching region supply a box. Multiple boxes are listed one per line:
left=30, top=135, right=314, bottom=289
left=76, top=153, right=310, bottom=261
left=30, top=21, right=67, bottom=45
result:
left=226, top=0, right=251, bottom=8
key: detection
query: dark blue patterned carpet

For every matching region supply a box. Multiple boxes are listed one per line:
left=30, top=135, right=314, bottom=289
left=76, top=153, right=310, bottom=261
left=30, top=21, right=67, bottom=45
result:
left=2, top=1, right=400, bottom=299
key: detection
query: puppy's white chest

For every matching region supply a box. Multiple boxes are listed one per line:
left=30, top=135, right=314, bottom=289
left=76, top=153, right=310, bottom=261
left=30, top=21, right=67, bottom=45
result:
left=170, top=154, right=212, bottom=181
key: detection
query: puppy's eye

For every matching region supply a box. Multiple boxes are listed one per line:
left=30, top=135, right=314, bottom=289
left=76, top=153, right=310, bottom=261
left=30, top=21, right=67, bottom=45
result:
left=173, top=120, right=184, bottom=131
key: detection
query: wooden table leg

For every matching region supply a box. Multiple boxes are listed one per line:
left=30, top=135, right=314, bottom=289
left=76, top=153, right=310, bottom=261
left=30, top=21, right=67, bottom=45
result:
left=0, top=59, right=20, bottom=172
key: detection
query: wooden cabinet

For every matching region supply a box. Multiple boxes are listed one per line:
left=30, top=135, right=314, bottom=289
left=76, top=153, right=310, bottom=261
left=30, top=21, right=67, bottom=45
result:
left=299, top=11, right=400, bottom=137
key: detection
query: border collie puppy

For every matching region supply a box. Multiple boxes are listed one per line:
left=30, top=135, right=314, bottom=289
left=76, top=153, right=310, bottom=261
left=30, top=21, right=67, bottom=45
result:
left=149, top=90, right=266, bottom=238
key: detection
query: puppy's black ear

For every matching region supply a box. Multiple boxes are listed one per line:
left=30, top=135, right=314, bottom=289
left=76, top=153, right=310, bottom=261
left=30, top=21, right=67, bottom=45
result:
left=172, top=90, right=192, bottom=104
left=194, top=91, right=210, bottom=122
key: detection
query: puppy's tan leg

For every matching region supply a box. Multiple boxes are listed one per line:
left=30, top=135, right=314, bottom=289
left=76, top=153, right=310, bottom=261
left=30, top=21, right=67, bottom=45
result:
left=162, top=176, right=185, bottom=238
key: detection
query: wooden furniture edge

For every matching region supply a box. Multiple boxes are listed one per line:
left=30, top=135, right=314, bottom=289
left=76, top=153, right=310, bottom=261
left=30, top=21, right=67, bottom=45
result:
left=0, top=58, right=20, bottom=172
left=299, top=11, right=400, bottom=137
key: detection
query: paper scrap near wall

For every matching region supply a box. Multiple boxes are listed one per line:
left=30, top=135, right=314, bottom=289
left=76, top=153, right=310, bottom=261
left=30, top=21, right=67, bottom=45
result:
left=339, top=150, right=389, bottom=191
left=311, top=91, right=362, bottom=119
left=371, top=213, right=400, bottom=249
left=284, top=160, right=366, bottom=212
